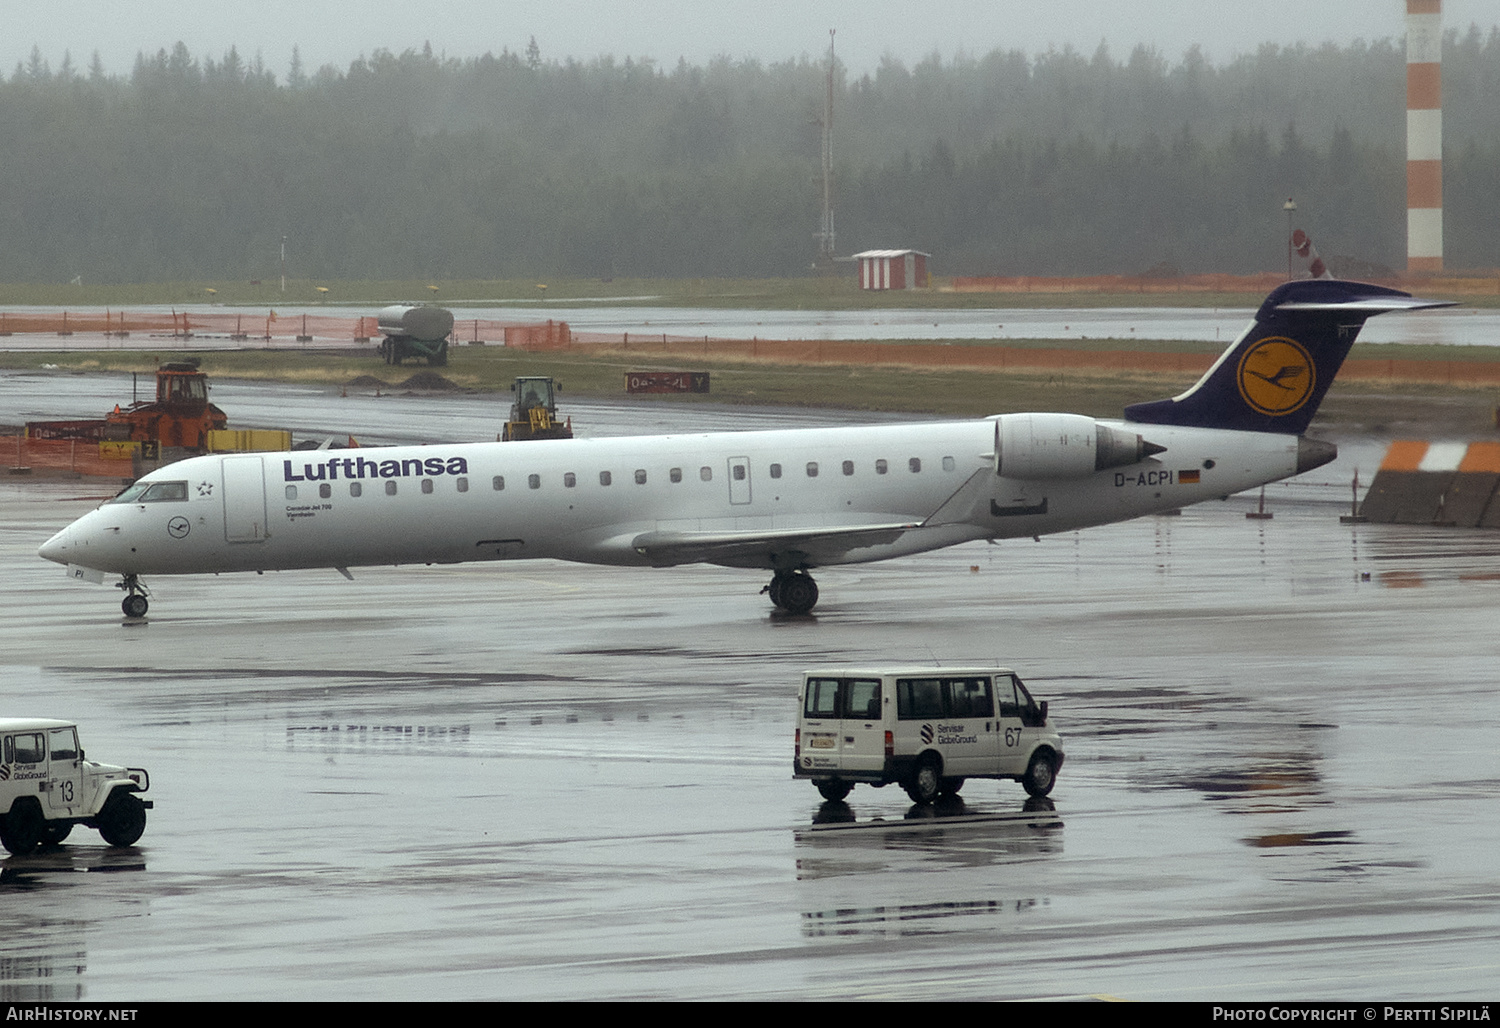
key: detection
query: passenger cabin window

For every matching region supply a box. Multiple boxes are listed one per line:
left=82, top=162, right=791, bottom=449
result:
left=600, top=471, right=612, bottom=486
left=528, top=474, right=541, bottom=490
left=909, top=457, right=922, bottom=473
left=349, top=482, right=362, bottom=497
left=875, top=459, right=888, bottom=474
left=320, top=483, right=332, bottom=499
left=564, top=473, right=576, bottom=488
left=669, top=468, right=682, bottom=483
left=492, top=476, right=505, bottom=491
left=732, top=465, right=745, bottom=481
left=806, top=462, right=819, bottom=477
left=770, top=464, right=782, bottom=479
left=285, top=485, right=297, bottom=500
left=942, top=456, right=956, bottom=471
left=421, top=479, right=434, bottom=494
left=842, top=460, right=854, bottom=476
left=634, top=470, right=647, bottom=485
left=385, top=481, right=398, bottom=496
left=456, top=477, right=468, bottom=493
left=700, top=467, right=712, bottom=481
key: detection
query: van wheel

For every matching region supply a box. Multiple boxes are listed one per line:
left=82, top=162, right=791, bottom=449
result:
left=97, top=792, right=147, bottom=847
left=816, top=780, right=852, bottom=802
left=1023, top=751, right=1056, bottom=797
left=940, top=777, right=964, bottom=796
left=0, top=801, right=45, bottom=854
left=903, top=756, right=942, bottom=804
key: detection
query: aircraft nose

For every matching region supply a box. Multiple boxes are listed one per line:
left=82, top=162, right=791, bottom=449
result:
left=39, top=524, right=72, bottom=565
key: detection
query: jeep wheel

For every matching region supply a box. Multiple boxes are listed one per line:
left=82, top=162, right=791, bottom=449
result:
left=903, top=756, right=942, bottom=804
left=42, top=823, right=73, bottom=846
left=816, top=780, right=853, bottom=802
left=0, top=801, right=45, bottom=854
left=1023, top=751, right=1056, bottom=798
left=96, top=792, right=147, bottom=847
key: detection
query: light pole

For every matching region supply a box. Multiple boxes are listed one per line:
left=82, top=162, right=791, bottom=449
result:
left=281, top=235, right=287, bottom=293
left=1283, top=198, right=1297, bottom=280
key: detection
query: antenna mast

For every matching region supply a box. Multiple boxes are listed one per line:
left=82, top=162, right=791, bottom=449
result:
left=817, top=29, right=836, bottom=266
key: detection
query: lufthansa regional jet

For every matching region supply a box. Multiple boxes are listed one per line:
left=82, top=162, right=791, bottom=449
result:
left=39, top=280, right=1448, bottom=618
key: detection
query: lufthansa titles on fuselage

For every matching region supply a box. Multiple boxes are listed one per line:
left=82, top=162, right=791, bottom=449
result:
left=283, top=455, right=470, bottom=482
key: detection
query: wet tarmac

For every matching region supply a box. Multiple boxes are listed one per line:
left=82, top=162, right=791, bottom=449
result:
left=3, top=397, right=1499, bottom=999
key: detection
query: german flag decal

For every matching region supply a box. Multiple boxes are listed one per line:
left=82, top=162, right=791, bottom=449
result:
left=1179, top=469, right=1201, bottom=484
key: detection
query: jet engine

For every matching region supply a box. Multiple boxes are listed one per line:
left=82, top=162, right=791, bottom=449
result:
left=994, top=413, right=1164, bottom=479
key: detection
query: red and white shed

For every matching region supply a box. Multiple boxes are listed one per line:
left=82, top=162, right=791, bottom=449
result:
left=852, top=249, right=930, bottom=290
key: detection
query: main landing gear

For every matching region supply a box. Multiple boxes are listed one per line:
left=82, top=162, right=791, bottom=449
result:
left=764, top=569, right=819, bottom=615
left=117, top=574, right=149, bottom=618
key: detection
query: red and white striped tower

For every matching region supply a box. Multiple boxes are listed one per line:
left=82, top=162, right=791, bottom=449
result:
left=1407, top=0, right=1443, bottom=273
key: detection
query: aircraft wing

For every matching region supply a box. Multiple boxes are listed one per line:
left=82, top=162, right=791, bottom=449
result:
left=631, top=521, right=917, bottom=568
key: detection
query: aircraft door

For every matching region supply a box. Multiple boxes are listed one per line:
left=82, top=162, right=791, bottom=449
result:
left=727, top=456, right=751, bottom=505
left=222, top=455, right=268, bottom=543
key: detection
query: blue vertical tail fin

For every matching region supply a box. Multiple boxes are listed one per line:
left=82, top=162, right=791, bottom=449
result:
left=1124, top=280, right=1452, bottom=435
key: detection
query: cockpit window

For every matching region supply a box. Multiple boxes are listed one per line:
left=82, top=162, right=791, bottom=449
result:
left=111, top=480, right=188, bottom=504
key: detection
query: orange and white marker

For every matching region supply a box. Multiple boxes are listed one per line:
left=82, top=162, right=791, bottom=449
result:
left=1407, top=0, right=1443, bottom=273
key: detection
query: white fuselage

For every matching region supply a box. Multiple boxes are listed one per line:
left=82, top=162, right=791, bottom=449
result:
left=40, top=417, right=1304, bottom=578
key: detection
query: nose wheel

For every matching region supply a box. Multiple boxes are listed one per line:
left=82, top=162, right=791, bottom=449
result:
left=117, top=575, right=150, bottom=618
left=764, top=569, right=818, bottom=614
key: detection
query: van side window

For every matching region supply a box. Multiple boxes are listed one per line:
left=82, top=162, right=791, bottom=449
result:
left=947, top=677, right=994, bottom=718
left=804, top=678, right=882, bottom=720
left=897, top=678, right=944, bottom=720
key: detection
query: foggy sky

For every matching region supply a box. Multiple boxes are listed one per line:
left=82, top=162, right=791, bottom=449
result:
left=7, top=0, right=1500, bottom=81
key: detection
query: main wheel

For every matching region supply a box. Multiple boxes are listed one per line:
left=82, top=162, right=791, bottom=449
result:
left=777, top=572, right=819, bottom=614
left=903, top=756, right=942, bottom=804
left=96, top=792, right=147, bottom=847
left=816, top=780, right=853, bottom=802
left=430, top=341, right=448, bottom=367
left=122, top=593, right=149, bottom=618
left=1023, top=751, right=1057, bottom=797
left=0, top=802, right=45, bottom=855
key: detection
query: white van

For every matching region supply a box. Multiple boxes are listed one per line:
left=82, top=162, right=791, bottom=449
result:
left=794, top=667, right=1064, bottom=804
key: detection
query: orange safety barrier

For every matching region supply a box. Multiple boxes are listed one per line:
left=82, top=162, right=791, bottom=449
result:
left=2, top=435, right=135, bottom=479
left=0, top=310, right=566, bottom=345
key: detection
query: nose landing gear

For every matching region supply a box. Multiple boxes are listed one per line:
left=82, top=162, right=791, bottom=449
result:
left=117, top=575, right=150, bottom=618
left=764, top=569, right=819, bottom=615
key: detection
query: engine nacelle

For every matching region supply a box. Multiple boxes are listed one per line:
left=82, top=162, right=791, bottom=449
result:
left=995, top=413, right=1164, bottom=479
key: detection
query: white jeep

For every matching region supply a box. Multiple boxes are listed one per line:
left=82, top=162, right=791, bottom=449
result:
left=0, top=719, right=152, bottom=853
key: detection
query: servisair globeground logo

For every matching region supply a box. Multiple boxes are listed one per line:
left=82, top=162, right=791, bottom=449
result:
left=1237, top=336, right=1315, bottom=416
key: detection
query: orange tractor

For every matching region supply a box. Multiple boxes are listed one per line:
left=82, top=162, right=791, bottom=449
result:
left=104, top=361, right=227, bottom=451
